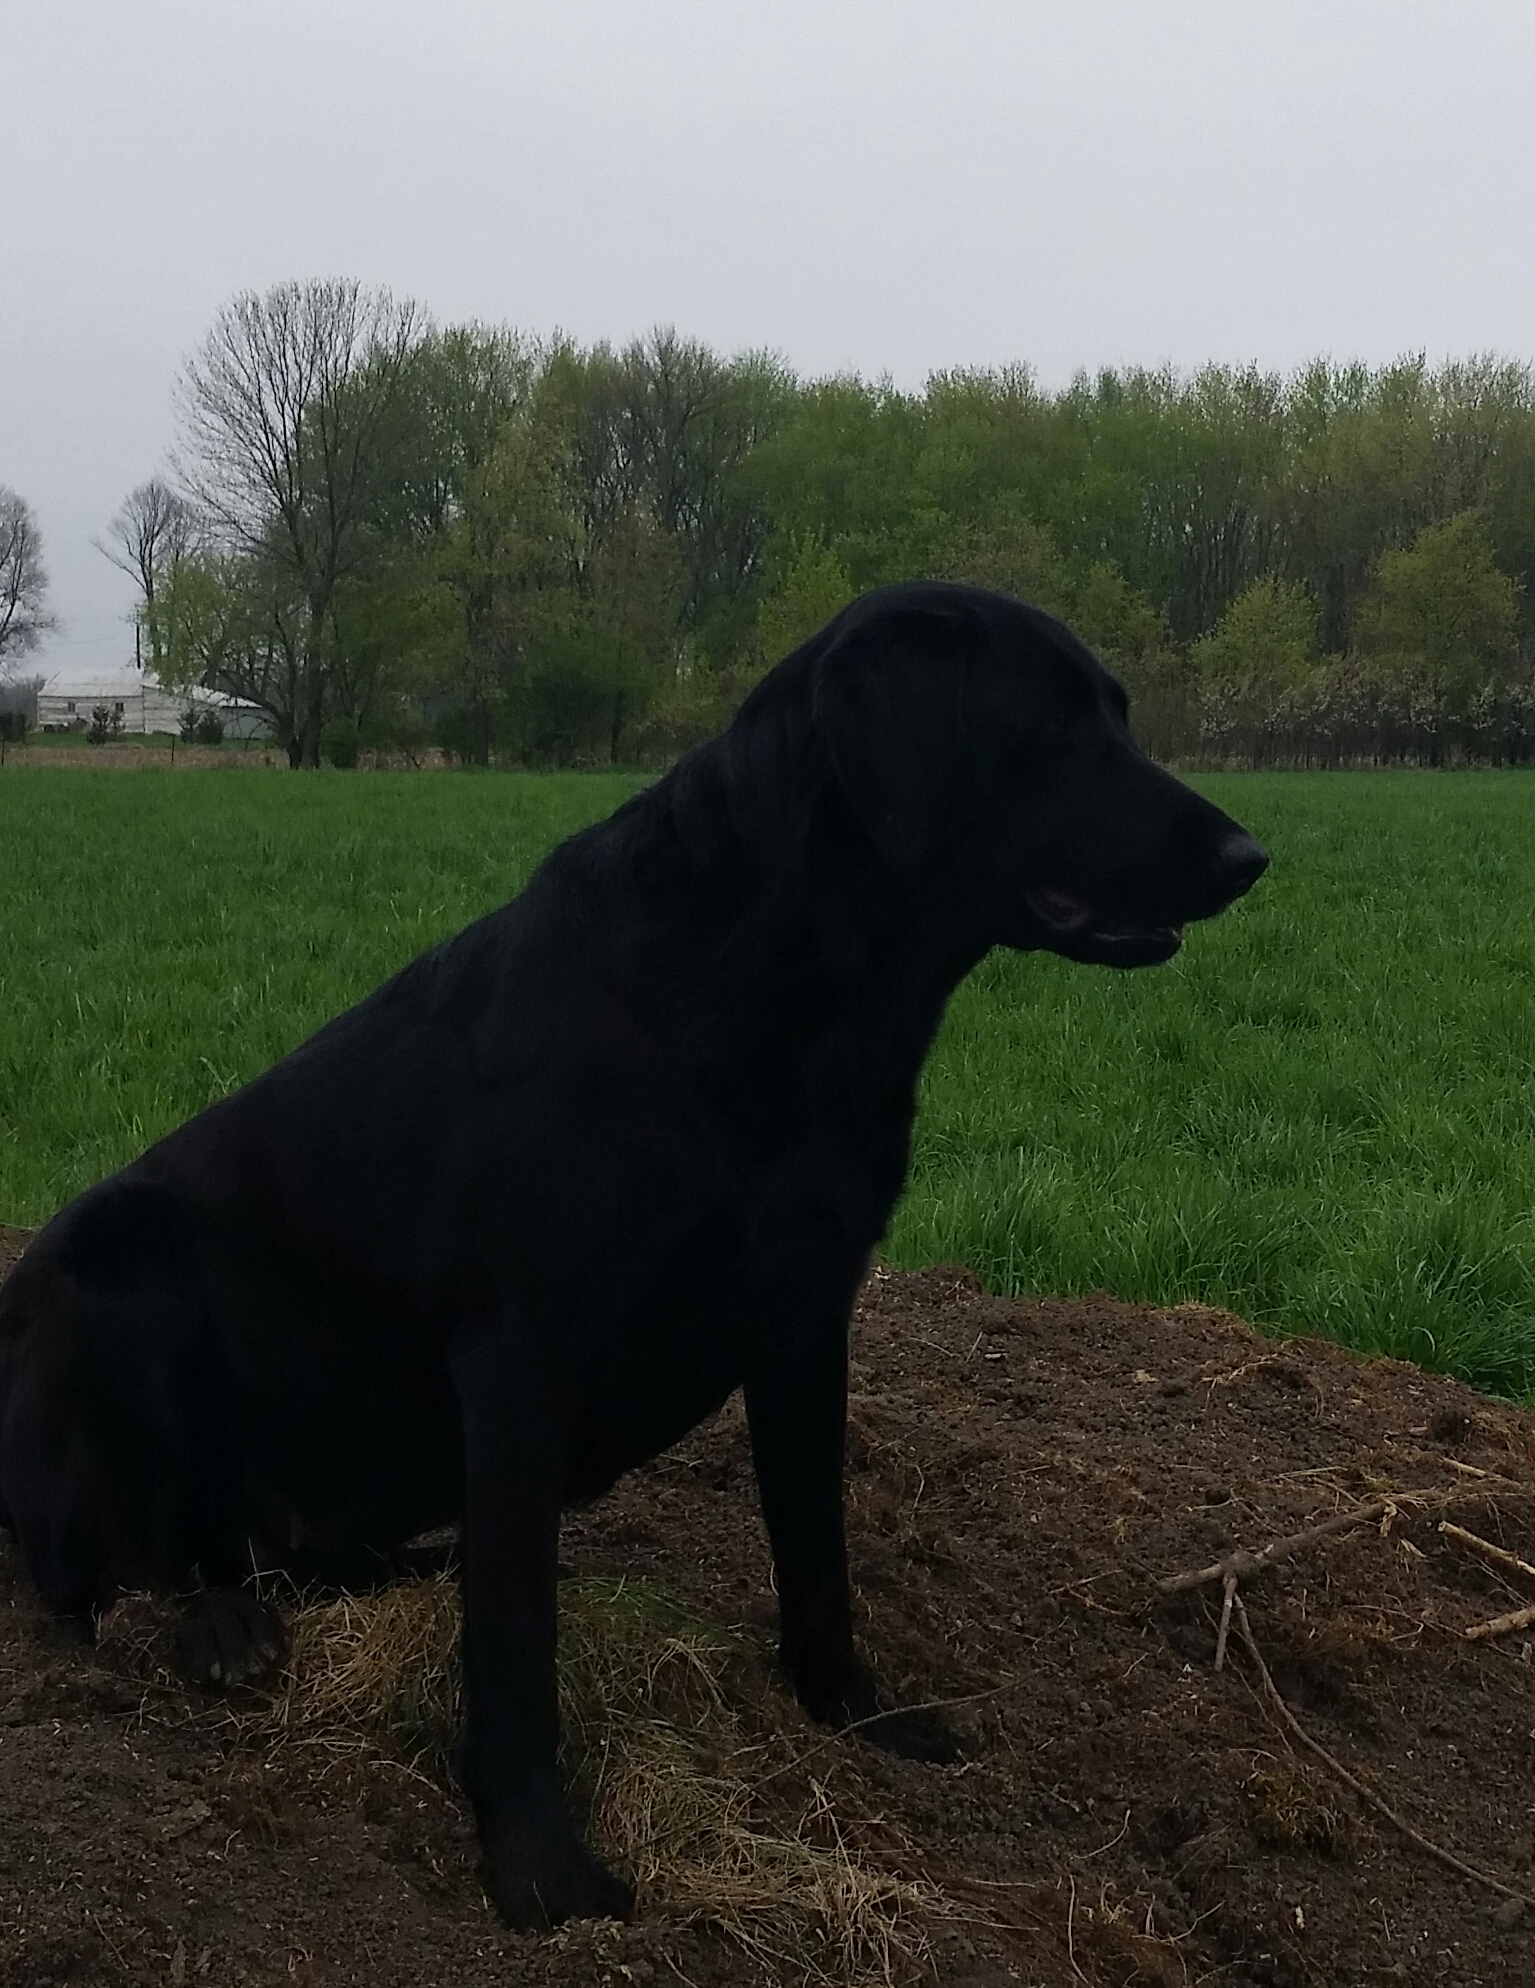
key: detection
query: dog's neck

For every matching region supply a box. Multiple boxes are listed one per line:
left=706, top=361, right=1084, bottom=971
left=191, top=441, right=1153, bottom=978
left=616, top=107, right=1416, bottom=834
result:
left=667, top=710, right=986, bottom=987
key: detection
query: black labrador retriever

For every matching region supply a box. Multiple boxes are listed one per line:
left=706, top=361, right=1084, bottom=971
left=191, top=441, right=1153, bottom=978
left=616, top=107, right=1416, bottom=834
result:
left=0, top=582, right=1267, bottom=1926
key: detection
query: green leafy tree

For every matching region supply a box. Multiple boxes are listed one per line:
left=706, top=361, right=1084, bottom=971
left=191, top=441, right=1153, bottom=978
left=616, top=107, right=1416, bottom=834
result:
left=744, top=378, right=926, bottom=592
left=922, top=509, right=1075, bottom=619
left=561, top=330, right=796, bottom=664
left=755, top=536, right=854, bottom=666
left=149, top=550, right=306, bottom=754
left=153, top=296, right=1535, bottom=769
left=1274, top=358, right=1445, bottom=652
left=1352, top=510, right=1521, bottom=723
left=367, top=325, right=547, bottom=762
left=438, top=379, right=585, bottom=763
left=583, top=501, right=684, bottom=757
left=1194, top=576, right=1321, bottom=766
left=148, top=556, right=245, bottom=693
left=1067, top=562, right=1172, bottom=677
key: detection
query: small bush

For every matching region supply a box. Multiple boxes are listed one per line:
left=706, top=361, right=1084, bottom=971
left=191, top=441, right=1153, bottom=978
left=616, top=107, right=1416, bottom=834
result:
left=86, top=704, right=124, bottom=746
left=180, top=707, right=226, bottom=746
left=431, top=698, right=511, bottom=767
left=320, top=716, right=361, bottom=769
left=0, top=711, right=27, bottom=745
left=360, top=700, right=431, bottom=766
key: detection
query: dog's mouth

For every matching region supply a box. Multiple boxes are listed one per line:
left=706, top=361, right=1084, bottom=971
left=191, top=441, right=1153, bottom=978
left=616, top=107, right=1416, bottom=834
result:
left=1026, top=887, right=1184, bottom=967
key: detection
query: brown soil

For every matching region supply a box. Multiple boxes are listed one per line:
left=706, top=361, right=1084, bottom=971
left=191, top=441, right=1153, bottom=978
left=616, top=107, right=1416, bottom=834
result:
left=5, top=1221, right=1535, bottom=1986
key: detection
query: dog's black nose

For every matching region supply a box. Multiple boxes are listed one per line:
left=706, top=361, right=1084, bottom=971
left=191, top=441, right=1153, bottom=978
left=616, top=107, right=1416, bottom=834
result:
left=1215, top=831, right=1268, bottom=898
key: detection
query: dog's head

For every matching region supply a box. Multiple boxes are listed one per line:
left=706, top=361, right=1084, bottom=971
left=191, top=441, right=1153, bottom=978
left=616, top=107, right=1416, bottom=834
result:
left=803, top=581, right=1267, bottom=966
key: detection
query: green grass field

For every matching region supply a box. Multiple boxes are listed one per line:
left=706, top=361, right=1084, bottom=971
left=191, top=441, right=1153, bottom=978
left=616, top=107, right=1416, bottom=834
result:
left=3, top=764, right=1534, bottom=1395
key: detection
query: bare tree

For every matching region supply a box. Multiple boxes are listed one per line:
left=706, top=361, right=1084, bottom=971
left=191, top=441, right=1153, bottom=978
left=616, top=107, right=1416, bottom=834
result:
left=176, top=279, right=424, bottom=764
left=567, top=329, right=793, bottom=636
left=94, top=478, right=199, bottom=671
left=0, top=486, right=58, bottom=675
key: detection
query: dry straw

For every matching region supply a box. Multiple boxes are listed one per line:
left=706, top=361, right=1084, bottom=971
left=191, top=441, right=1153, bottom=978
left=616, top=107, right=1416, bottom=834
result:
left=205, top=1572, right=945, bottom=1983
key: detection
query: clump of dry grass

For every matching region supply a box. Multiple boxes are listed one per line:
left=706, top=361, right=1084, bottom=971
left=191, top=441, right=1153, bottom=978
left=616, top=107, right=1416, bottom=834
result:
left=233, top=1573, right=943, bottom=1983
left=1246, top=1762, right=1351, bottom=1857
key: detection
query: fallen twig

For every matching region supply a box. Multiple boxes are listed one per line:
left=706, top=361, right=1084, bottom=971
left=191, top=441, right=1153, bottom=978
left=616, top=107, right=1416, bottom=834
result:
left=1212, top=1573, right=1236, bottom=1672
left=1441, top=1522, right=1535, bottom=1587
left=1232, top=1593, right=1526, bottom=1905
left=1464, top=1602, right=1535, bottom=1644
left=750, top=1682, right=1009, bottom=1788
left=1065, top=1873, right=1086, bottom=1985
left=1159, top=1496, right=1403, bottom=1596
left=1384, top=1448, right=1535, bottom=1497
left=1080, top=1807, right=1132, bottom=1860
left=1157, top=1483, right=1511, bottom=1599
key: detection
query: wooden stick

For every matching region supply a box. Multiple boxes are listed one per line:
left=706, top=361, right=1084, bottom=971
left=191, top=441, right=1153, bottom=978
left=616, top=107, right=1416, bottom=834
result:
left=1158, top=1485, right=1500, bottom=1599
left=1398, top=1450, right=1531, bottom=1490
left=1441, top=1522, right=1535, bottom=1587
left=1464, top=1602, right=1535, bottom=1643
left=1232, top=1594, right=1526, bottom=1904
left=1159, top=1497, right=1399, bottom=1595
left=1212, top=1572, right=1236, bottom=1672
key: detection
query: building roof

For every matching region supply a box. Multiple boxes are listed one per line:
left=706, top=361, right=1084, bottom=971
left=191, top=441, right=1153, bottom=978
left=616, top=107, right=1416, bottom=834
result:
left=38, top=680, right=264, bottom=711
left=39, top=682, right=144, bottom=702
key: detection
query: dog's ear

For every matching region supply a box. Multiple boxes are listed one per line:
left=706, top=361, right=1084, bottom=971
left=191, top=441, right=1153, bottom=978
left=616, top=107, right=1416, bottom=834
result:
left=811, top=605, right=967, bottom=869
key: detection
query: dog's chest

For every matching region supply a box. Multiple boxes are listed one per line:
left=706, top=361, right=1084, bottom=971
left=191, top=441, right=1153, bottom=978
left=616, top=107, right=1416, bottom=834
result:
left=560, top=1129, right=890, bottom=1500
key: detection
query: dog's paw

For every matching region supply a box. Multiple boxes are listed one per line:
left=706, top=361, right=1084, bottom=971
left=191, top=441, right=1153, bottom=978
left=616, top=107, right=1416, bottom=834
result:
left=482, top=1817, right=634, bottom=1930
left=789, top=1656, right=963, bottom=1764
left=855, top=1703, right=962, bottom=1765
left=172, top=1589, right=288, bottom=1690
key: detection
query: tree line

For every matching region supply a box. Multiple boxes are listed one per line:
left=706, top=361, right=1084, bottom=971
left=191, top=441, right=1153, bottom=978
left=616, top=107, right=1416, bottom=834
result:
left=12, top=277, right=1535, bottom=768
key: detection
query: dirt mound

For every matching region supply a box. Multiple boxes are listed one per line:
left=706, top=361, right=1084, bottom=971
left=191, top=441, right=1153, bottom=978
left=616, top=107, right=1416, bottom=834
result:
left=0, top=1227, right=31, bottom=1281
left=5, top=1238, right=1535, bottom=1986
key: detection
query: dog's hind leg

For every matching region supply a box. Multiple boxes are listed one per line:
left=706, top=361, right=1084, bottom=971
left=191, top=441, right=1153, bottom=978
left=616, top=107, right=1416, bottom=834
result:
left=0, top=1186, right=284, bottom=1684
left=0, top=1355, right=121, bottom=1629
left=746, top=1314, right=960, bottom=1764
left=72, top=1258, right=287, bottom=1689
left=449, top=1321, right=633, bottom=1930
left=0, top=1230, right=147, bottom=1627
left=94, top=1273, right=288, bottom=1690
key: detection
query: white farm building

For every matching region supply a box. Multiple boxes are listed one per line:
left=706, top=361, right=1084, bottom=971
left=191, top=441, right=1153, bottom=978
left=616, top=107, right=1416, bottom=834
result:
left=36, top=680, right=272, bottom=741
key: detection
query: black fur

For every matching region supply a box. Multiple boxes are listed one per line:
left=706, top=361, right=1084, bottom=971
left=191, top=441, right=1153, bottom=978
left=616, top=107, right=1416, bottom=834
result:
left=0, top=582, right=1267, bottom=1926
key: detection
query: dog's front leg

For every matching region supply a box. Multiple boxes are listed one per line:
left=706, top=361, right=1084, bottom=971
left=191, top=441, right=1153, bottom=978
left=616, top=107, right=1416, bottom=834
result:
left=450, top=1326, right=633, bottom=1929
left=745, top=1321, right=959, bottom=1764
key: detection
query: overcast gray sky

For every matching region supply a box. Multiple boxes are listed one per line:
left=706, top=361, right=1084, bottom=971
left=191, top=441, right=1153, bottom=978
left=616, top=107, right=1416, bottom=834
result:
left=6, top=0, right=1535, bottom=685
